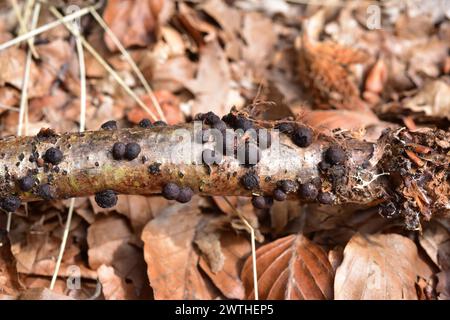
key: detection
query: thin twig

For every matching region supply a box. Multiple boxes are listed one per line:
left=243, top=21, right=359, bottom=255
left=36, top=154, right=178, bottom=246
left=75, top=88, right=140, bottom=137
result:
left=0, top=5, right=95, bottom=52
left=223, top=197, right=259, bottom=300
left=10, top=0, right=39, bottom=58
left=50, top=7, right=158, bottom=122
left=50, top=8, right=87, bottom=290
left=90, top=8, right=167, bottom=123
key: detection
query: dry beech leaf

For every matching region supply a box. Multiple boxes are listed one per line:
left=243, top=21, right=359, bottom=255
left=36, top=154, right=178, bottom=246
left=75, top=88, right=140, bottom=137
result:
left=103, top=0, right=163, bottom=51
left=335, top=233, right=433, bottom=300
left=297, top=34, right=368, bottom=111
left=186, top=40, right=231, bottom=117
left=403, top=80, right=450, bottom=120
left=0, top=236, right=22, bottom=298
left=18, top=288, right=74, bottom=300
left=241, top=234, right=334, bottom=300
left=199, top=231, right=251, bottom=300
left=436, top=271, right=450, bottom=300
left=141, top=200, right=214, bottom=299
left=97, top=264, right=138, bottom=300
left=87, top=215, right=148, bottom=297
left=419, top=221, right=450, bottom=271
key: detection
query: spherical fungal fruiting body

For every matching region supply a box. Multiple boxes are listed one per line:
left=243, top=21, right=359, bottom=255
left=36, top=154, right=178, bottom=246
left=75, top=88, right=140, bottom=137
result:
left=101, top=120, right=117, bottom=130
left=139, top=119, right=153, bottom=128
left=177, top=187, right=194, bottom=203
left=240, top=172, right=260, bottom=190
left=299, top=183, right=318, bottom=200
left=37, top=184, right=54, bottom=200
left=44, top=148, right=63, bottom=165
left=18, top=176, right=35, bottom=192
left=251, top=196, right=273, bottom=209
left=317, top=192, right=334, bottom=204
left=162, top=183, right=180, bottom=200
left=125, top=143, right=141, bottom=160
left=292, top=126, right=313, bottom=148
left=95, top=190, right=118, bottom=208
left=273, top=189, right=287, bottom=201
left=112, top=142, right=126, bottom=160
left=325, top=145, right=346, bottom=165
left=1, top=195, right=21, bottom=212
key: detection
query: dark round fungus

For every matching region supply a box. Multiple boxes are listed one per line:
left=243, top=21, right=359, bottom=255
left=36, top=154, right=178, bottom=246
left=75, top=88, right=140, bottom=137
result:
left=177, top=187, right=194, bottom=203
left=278, top=180, right=297, bottom=193
left=153, top=120, right=167, bottom=127
left=112, top=142, right=126, bottom=160
left=275, top=122, right=294, bottom=134
left=37, top=184, right=54, bottom=200
left=273, top=188, right=287, bottom=201
left=139, top=118, right=153, bottom=128
left=162, top=183, right=180, bottom=200
left=204, top=111, right=221, bottom=125
left=299, top=183, right=318, bottom=200
left=18, top=176, right=35, bottom=192
left=1, top=195, right=21, bottom=212
left=212, top=120, right=227, bottom=132
left=125, top=143, right=141, bottom=160
left=95, top=190, right=118, bottom=208
left=101, top=120, right=117, bottom=130
left=194, top=113, right=205, bottom=121
left=292, top=126, right=313, bottom=148
left=240, top=172, right=259, bottom=190
left=378, top=202, right=398, bottom=219
left=44, top=147, right=63, bottom=165
left=234, top=115, right=254, bottom=131
left=237, top=142, right=261, bottom=167
left=148, top=162, right=161, bottom=175
left=251, top=196, right=273, bottom=209
left=325, top=145, right=346, bottom=165
left=317, top=192, right=334, bottom=205
left=257, top=129, right=272, bottom=149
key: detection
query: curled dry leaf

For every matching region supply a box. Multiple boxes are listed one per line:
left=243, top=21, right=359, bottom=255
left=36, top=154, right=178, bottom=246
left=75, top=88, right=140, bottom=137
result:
left=334, top=233, right=433, bottom=300
left=403, top=80, right=450, bottom=120
left=0, top=236, right=21, bottom=298
left=241, top=234, right=334, bottom=300
left=103, top=0, right=163, bottom=51
left=97, top=264, right=138, bottom=300
left=141, top=200, right=214, bottom=299
left=436, top=271, right=450, bottom=300
left=199, top=231, right=251, bottom=300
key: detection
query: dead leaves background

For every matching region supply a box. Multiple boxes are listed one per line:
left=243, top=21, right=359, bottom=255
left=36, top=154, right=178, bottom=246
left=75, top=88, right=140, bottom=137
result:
left=0, top=0, right=449, bottom=300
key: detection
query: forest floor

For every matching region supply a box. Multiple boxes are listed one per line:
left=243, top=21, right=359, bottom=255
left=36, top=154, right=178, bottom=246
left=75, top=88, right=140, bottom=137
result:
left=0, top=0, right=449, bottom=300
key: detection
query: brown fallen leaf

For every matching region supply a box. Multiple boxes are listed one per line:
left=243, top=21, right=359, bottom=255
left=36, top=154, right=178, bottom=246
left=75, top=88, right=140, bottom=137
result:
left=141, top=199, right=215, bottom=299
left=103, top=0, right=163, bottom=51
left=0, top=235, right=22, bottom=298
left=18, top=288, right=74, bottom=300
left=334, top=233, right=433, bottom=300
left=241, top=234, right=334, bottom=300
left=127, top=90, right=183, bottom=125
left=436, top=270, right=450, bottom=300
left=199, top=231, right=251, bottom=300
left=87, top=215, right=148, bottom=298
left=97, top=264, right=138, bottom=300
left=403, top=80, right=450, bottom=120
left=419, top=221, right=450, bottom=271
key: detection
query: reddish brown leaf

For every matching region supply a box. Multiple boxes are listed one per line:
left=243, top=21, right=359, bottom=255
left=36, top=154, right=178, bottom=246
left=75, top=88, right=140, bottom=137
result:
left=199, top=232, right=251, bottom=300
left=241, top=234, right=334, bottom=300
left=141, top=200, right=215, bottom=299
left=335, top=233, right=433, bottom=300
left=103, top=0, right=163, bottom=51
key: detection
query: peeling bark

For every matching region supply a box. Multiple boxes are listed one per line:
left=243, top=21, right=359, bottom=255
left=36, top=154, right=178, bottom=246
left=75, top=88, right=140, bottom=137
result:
left=0, top=121, right=448, bottom=229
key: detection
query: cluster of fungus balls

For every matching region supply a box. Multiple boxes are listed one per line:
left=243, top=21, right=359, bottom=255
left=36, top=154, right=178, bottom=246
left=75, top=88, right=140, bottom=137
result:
left=0, top=113, right=347, bottom=215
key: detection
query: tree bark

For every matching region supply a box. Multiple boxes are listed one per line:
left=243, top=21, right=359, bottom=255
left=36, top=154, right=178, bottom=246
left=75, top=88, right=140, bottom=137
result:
left=0, top=122, right=449, bottom=228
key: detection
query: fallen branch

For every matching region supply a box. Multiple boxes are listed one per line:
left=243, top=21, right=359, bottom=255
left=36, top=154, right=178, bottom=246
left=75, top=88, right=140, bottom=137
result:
left=0, top=111, right=449, bottom=229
